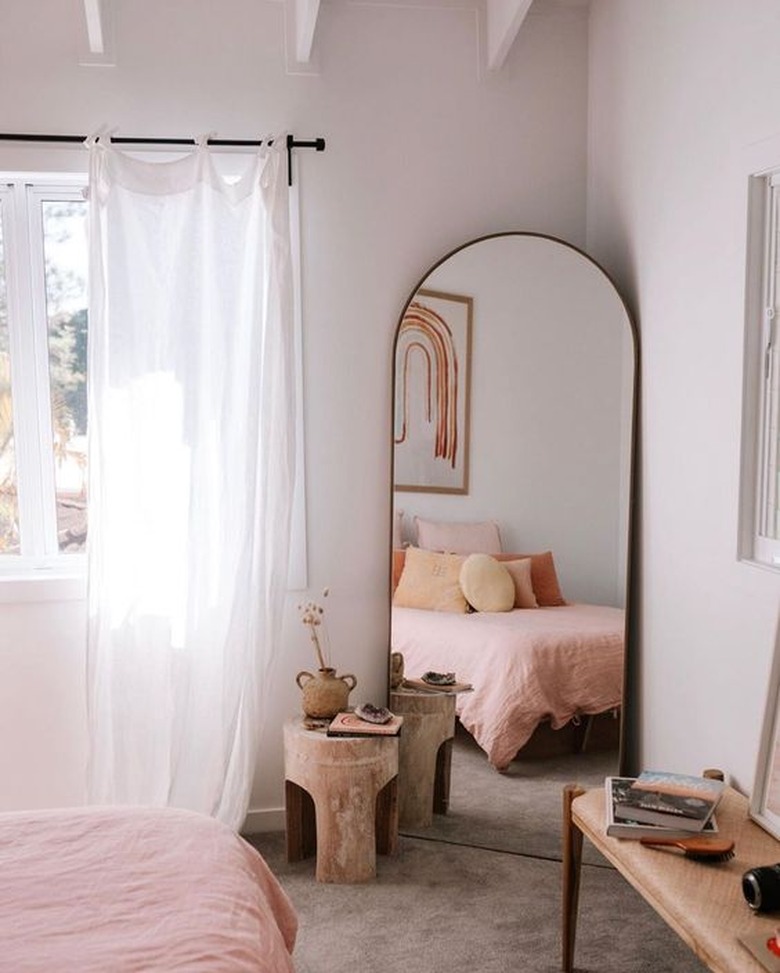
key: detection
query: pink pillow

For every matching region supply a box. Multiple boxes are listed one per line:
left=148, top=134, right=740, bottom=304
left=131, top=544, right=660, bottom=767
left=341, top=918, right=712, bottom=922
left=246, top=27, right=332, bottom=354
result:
left=495, top=551, right=566, bottom=607
left=415, top=517, right=502, bottom=555
left=502, top=558, right=539, bottom=609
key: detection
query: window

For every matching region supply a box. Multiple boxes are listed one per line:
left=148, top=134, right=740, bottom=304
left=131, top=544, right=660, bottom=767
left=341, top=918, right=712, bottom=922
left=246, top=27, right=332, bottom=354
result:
left=0, top=178, right=88, bottom=573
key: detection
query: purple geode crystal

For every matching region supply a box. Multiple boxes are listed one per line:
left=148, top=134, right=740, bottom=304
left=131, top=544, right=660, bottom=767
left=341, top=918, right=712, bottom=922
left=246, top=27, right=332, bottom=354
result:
left=355, top=702, right=393, bottom=724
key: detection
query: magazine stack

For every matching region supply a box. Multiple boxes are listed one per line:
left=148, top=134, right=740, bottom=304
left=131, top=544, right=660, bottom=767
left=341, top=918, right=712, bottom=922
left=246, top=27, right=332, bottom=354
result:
left=605, top=771, right=725, bottom=839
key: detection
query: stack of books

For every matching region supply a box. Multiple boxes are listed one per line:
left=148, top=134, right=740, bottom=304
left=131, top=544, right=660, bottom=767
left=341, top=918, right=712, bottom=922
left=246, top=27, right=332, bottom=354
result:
left=605, top=771, right=725, bottom=840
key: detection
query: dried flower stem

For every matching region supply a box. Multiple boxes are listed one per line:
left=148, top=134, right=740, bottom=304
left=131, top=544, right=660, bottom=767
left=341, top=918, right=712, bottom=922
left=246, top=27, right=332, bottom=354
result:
left=309, top=626, right=328, bottom=671
left=299, top=588, right=332, bottom=671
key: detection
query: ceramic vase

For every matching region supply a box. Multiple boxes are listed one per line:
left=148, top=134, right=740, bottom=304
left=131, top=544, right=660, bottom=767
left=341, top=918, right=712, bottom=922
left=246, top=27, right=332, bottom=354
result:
left=296, top=667, right=357, bottom=719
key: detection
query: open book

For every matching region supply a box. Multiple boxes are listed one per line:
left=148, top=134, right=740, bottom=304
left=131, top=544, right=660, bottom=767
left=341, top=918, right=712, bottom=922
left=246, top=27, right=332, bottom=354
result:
left=327, top=712, right=404, bottom=737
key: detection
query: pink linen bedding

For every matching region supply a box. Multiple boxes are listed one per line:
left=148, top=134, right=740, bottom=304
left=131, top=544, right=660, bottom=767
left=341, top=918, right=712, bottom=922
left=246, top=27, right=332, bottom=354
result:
left=392, top=603, right=624, bottom=771
left=0, top=805, right=297, bottom=973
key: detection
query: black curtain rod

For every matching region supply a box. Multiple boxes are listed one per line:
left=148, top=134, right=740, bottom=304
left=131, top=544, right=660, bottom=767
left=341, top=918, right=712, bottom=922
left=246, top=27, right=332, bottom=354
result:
left=0, top=132, right=326, bottom=187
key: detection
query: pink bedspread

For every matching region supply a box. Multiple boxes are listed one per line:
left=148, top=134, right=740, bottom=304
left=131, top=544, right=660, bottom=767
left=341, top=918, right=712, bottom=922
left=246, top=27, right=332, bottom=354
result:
left=0, top=805, right=297, bottom=973
left=392, top=603, right=624, bottom=771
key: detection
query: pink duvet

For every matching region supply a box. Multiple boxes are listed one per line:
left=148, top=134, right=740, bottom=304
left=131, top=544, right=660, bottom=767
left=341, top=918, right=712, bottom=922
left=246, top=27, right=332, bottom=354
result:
left=392, top=603, right=624, bottom=771
left=0, top=805, right=297, bottom=973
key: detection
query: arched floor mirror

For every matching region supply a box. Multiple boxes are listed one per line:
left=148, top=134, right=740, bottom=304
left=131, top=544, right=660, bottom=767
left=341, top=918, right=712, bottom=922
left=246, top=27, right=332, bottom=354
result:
left=389, top=232, right=637, bottom=856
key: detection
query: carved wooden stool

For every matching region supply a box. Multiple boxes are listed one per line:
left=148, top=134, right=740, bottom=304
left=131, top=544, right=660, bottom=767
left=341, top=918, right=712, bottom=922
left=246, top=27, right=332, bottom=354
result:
left=283, top=719, right=399, bottom=883
left=390, top=689, right=456, bottom=829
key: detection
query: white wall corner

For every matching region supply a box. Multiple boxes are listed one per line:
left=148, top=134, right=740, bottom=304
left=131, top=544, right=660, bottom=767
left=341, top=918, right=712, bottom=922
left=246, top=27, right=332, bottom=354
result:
left=242, top=806, right=286, bottom=835
left=79, top=0, right=116, bottom=67
left=284, top=0, right=321, bottom=76
left=484, top=0, right=533, bottom=73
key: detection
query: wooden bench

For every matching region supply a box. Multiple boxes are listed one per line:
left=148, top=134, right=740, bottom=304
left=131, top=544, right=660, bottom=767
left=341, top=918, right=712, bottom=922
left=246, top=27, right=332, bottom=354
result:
left=563, top=784, right=780, bottom=972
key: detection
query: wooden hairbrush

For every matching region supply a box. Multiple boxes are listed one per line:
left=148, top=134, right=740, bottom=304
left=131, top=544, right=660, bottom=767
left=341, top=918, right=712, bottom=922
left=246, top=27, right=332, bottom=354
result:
left=639, top=836, right=735, bottom=862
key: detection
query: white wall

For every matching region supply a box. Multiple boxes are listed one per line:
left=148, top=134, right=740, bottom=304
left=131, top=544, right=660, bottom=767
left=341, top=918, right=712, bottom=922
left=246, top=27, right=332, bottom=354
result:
left=587, top=0, right=780, bottom=791
left=0, top=0, right=590, bottom=822
left=0, top=583, right=88, bottom=809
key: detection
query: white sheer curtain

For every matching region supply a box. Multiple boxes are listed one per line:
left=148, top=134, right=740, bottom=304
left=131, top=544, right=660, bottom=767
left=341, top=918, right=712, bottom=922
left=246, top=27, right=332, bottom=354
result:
left=85, top=137, right=295, bottom=830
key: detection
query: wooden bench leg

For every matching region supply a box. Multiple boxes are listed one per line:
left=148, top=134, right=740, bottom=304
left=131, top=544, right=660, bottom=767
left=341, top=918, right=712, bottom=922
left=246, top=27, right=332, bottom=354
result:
left=562, top=784, right=585, bottom=973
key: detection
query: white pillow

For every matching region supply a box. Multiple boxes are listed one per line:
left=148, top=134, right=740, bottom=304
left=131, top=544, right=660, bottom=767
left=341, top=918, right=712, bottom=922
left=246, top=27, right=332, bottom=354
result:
left=415, top=517, right=502, bottom=555
left=459, top=554, right=515, bottom=613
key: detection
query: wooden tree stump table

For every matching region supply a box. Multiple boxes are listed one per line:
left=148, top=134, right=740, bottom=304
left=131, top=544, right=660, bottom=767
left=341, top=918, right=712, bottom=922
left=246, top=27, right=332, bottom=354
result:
left=283, top=718, right=399, bottom=883
left=390, top=689, right=456, bottom=829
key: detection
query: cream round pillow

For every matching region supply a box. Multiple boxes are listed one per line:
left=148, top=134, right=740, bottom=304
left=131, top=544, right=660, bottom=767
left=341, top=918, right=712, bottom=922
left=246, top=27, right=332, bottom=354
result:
left=459, top=553, right=515, bottom=612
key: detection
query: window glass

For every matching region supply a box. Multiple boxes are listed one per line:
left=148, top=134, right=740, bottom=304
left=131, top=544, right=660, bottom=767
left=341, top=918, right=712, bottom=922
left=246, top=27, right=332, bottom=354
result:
left=41, top=199, right=88, bottom=553
left=0, top=202, right=19, bottom=554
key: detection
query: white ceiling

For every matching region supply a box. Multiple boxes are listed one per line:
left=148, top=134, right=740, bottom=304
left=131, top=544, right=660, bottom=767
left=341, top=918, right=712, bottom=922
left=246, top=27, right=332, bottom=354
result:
left=79, top=0, right=589, bottom=75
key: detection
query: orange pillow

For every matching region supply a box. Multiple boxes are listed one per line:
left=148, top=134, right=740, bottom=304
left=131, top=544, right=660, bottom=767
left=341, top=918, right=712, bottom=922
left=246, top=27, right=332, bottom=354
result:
left=495, top=551, right=566, bottom=607
left=392, top=548, right=406, bottom=592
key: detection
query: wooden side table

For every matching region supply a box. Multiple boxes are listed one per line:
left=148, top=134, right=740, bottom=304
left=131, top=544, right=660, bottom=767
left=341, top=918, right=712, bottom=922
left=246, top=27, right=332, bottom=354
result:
left=562, top=784, right=780, bottom=972
left=390, top=689, right=456, bottom=829
left=283, top=718, right=399, bottom=883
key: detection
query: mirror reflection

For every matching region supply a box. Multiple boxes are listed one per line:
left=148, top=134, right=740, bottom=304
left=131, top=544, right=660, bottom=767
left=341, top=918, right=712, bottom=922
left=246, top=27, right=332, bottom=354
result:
left=390, top=233, right=635, bottom=854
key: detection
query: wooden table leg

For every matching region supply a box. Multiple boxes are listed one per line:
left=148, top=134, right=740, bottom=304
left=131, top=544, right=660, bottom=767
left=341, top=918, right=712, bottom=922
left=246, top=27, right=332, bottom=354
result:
left=433, top=738, right=453, bottom=814
left=375, top=776, right=399, bottom=856
left=285, top=780, right=316, bottom=862
left=562, top=784, right=585, bottom=973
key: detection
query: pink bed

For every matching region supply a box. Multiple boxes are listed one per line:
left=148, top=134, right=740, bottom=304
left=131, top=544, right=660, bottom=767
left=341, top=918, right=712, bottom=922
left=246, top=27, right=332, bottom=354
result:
left=392, top=602, right=624, bottom=771
left=0, top=804, right=297, bottom=972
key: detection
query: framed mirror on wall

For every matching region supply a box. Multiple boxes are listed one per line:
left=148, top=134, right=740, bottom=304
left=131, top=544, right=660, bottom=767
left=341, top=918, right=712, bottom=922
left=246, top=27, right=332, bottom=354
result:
left=389, top=232, right=638, bottom=856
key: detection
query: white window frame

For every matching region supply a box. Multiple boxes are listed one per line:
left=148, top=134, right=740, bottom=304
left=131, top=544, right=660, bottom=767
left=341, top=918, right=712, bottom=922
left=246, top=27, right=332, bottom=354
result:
left=0, top=176, right=88, bottom=581
left=754, top=173, right=780, bottom=566
left=0, top=161, right=308, bottom=594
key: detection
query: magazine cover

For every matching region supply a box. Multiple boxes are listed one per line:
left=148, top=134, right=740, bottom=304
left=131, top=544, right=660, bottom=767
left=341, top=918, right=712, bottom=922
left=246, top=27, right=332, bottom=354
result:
left=612, top=770, right=724, bottom=830
left=630, top=770, right=725, bottom=803
left=605, top=777, right=719, bottom=839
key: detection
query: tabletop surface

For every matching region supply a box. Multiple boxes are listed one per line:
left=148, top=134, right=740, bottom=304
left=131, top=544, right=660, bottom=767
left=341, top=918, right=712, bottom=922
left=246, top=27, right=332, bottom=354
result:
left=573, top=786, right=780, bottom=972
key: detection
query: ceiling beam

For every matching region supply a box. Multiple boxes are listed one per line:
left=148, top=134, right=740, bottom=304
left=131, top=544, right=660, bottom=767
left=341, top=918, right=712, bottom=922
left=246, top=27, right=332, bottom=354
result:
left=80, top=0, right=115, bottom=66
left=284, top=0, right=321, bottom=75
left=83, top=0, right=105, bottom=54
left=485, top=0, right=533, bottom=72
left=295, top=0, right=321, bottom=64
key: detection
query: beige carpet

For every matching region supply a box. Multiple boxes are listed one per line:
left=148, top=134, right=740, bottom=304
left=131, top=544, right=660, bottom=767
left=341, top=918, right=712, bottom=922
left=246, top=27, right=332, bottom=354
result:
left=399, top=721, right=618, bottom=862
left=249, top=724, right=708, bottom=972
